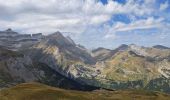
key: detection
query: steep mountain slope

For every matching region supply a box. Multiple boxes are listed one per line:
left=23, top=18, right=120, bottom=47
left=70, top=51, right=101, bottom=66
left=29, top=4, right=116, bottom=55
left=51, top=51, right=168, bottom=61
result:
left=92, top=44, right=128, bottom=61
left=0, top=46, right=98, bottom=90
left=0, top=46, right=37, bottom=88
left=92, top=47, right=113, bottom=61
left=28, top=32, right=95, bottom=64
left=92, top=44, right=170, bottom=93
left=1, top=82, right=170, bottom=100
left=25, top=32, right=98, bottom=85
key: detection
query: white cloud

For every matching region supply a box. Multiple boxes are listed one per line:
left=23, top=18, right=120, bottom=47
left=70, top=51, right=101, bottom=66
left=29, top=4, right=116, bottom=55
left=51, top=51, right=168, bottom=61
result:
left=104, top=33, right=116, bottom=39
left=160, top=1, right=169, bottom=11
left=111, top=17, right=164, bottom=32
left=0, top=0, right=158, bottom=34
left=90, top=15, right=110, bottom=25
left=103, top=17, right=165, bottom=39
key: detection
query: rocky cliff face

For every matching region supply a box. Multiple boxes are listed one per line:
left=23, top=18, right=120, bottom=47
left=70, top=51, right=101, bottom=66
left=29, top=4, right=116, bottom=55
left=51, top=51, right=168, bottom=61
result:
left=0, top=47, right=37, bottom=88
left=25, top=32, right=97, bottom=86
left=0, top=46, right=97, bottom=90
left=0, top=29, right=43, bottom=51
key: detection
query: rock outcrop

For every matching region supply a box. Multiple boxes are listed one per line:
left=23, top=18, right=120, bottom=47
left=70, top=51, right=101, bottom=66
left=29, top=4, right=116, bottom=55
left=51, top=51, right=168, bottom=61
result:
left=0, top=29, right=43, bottom=50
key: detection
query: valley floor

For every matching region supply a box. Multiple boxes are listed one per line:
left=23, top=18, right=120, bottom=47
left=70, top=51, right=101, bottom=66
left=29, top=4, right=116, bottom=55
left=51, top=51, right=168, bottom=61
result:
left=0, top=82, right=170, bottom=100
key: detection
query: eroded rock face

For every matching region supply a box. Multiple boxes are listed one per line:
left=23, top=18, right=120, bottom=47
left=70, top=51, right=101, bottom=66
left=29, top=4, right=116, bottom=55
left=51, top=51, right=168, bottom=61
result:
left=0, top=47, right=44, bottom=88
left=5, top=56, right=37, bottom=82
left=0, top=47, right=98, bottom=90
left=25, top=32, right=97, bottom=85
left=0, top=29, right=43, bottom=51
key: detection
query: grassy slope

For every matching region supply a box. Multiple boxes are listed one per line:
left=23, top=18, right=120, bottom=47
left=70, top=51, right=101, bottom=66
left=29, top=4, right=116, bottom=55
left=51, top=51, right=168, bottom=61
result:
left=0, top=82, right=170, bottom=100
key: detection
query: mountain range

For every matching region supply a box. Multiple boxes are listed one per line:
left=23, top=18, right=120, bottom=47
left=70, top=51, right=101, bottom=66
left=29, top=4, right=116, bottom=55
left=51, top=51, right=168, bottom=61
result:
left=0, top=29, right=170, bottom=99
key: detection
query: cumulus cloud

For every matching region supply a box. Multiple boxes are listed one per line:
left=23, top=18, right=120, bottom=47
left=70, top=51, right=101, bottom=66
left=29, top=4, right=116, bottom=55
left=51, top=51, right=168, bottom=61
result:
left=104, top=33, right=116, bottom=39
left=103, top=17, right=165, bottom=39
left=160, top=1, right=169, bottom=11
left=112, top=17, right=164, bottom=32
left=0, top=0, right=158, bottom=34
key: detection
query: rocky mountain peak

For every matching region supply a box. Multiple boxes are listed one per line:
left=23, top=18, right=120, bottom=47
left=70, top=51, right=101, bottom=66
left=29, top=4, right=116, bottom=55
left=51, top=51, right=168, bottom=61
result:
left=153, top=45, right=170, bottom=49
left=66, top=36, right=76, bottom=46
left=0, top=28, right=18, bottom=34
left=4, top=28, right=18, bottom=34
left=50, top=31, right=63, bottom=37
left=45, top=31, right=76, bottom=47
left=6, top=28, right=13, bottom=32
left=92, top=47, right=111, bottom=53
left=128, top=44, right=149, bottom=57
left=116, top=44, right=129, bottom=51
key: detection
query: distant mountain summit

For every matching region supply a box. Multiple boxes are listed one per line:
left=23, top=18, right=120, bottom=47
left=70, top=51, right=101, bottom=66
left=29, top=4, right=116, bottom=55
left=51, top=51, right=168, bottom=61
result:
left=116, top=44, right=129, bottom=51
left=92, top=47, right=113, bottom=61
left=0, top=28, right=18, bottom=36
left=5, top=28, right=14, bottom=32
left=153, top=45, right=170, bottom=49
left=46, top=31, right=76, bottom=46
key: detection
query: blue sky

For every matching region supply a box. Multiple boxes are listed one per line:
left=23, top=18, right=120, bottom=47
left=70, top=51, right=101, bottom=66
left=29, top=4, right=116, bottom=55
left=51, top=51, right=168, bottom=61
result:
left=0, top=0, right=170, bottom=49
